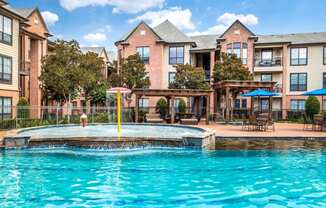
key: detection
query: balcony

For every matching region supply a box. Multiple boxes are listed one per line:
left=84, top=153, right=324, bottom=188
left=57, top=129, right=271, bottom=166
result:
left=19, top=61, right=30, bottom=76
left=254, top=57, right=283, bottom=72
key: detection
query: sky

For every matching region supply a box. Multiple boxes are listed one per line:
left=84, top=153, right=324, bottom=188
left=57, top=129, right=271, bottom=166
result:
left=8, top=0, right=326, bottom=53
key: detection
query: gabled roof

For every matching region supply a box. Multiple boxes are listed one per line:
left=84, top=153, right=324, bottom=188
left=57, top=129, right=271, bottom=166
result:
left=12, top=7, right=35, bottom=18
left=219, top=20, right=257, bottom=39
left=1, top=5, right=28, bottom=21
left=153, top=20, right=195, bottom=44
left=81, top=47, right=109, bottom=61
left=116, top=20, right=195, bottom=45
left=256, top=32, right=326, bottom=45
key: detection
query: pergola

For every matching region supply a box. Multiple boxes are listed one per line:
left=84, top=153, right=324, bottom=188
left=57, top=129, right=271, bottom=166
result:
left=132, top=89, right=213, bottom=124
left=212, top=80, right=277, bottom=122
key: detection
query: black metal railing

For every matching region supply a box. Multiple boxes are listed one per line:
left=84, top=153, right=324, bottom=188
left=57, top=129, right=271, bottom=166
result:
left=255, top=57, right=282, bottom=67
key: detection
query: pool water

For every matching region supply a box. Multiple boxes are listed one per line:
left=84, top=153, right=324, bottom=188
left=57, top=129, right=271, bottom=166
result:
left=17, top=124, right=205, bottom=139
left=0, top=148, right=325, bottom=207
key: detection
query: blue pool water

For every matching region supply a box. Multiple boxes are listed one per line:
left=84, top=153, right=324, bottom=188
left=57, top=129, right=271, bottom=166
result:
left=0, top=148, right=325, bottom=207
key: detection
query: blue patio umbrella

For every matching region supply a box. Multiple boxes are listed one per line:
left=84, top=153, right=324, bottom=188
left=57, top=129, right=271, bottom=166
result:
left=241, top=89, right=280, bottom=114
left=302, top=88, right=326, bottom=111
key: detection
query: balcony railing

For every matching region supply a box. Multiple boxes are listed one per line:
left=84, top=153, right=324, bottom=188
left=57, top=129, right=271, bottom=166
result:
left=255, top=57, right=282, bottom=67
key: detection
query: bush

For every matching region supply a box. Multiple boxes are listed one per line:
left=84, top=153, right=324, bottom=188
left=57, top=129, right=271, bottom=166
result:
left=178, top=99, right=186, bottom=114
left=156, top=98, right=168, bottom=119
left=305, top=96, right=320, bottom=119
left=17, top=97, right=30, bottom=119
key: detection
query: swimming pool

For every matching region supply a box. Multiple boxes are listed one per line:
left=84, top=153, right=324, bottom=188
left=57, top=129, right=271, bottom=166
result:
left=17, top=124, right=206, bottom=139
left=0, top=148, right=325, bottom=207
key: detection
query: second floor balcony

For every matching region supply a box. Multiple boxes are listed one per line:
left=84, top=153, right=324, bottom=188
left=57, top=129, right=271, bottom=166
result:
left=254, top=57, right=283, bottom=72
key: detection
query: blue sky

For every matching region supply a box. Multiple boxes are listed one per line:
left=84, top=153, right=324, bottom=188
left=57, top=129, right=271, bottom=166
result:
left=9, top=0, right=326, bottom=52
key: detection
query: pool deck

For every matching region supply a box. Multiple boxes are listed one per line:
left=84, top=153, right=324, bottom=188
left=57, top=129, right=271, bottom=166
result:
left=198, top=122, right=326, bottom=138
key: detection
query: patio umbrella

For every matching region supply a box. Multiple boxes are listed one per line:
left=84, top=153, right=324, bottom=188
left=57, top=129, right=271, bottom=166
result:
left=302, top=88, right=326, bottom=112
left=241, top=89, right=280, bottom=115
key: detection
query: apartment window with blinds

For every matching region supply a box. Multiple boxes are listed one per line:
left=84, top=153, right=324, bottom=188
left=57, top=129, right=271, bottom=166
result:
left=0, top=97, right=12, bottom=119
left=136, top=47, right=149, bottom=64
left=168, top=72, right=176, bottom=84
left=242, top=43, right=248, bottom=64
left=233, top=42, right=241, bottom=58
left=290, top=47, right=307, bottom=65
left=0, top=55, right=12, bottom=84
left=169, top=46, right=184, bottom=65
left=139, top=98, right=149, bottom=109
left=290, top=73, right=307, bottom=91
left=261, top=73, right=272, bottom=82
left=290, top=99, right=305, bottom=111
left=323, top=47, right=326, bottom=65
left=227, top=43, right=232, bottom=54
left=0, top=15, right=12, bottom=45
left=323, top=73, right=326, bottom=88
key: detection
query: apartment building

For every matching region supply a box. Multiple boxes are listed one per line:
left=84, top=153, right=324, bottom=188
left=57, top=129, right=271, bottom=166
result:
left=0, top=1, right=26, bottom=119
left=116, top=20, right=326, bottom=117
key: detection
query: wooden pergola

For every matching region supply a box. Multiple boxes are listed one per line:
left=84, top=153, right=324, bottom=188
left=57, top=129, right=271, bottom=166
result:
left=132, top=89, right=213, bottom=124
left=212, top=80, right=277, bottom=122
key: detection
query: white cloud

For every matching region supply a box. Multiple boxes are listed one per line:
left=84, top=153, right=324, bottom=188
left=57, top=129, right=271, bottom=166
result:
left=217, top=13, right=258, bottom=26
left=128, top=7, right=195, bottom=30
left=59, top=0, right=164, bottom=13
left=187, top=12, right=258, bottom=36
left=41, top=11, right=59, bottom=26
left=97, top=25, right=112, bottom=33
left=83, top=33, right=107, bottom=42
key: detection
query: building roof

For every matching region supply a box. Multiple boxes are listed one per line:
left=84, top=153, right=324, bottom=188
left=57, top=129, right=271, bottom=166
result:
left=11, top=7, right=35, bottom=18
left=190, top=34, right=220, bottom=51
left=153, top=20, right=195, bottom=44
left=256, top=32, right=326, bottom=45
left=81, top=47, right=106, bottom=55
left=116, top=20, right=195, bottom=45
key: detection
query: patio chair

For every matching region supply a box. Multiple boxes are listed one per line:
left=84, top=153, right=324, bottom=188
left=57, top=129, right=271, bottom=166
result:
left=303, top=114, right=312, bottom=131
left=246, top=115, right=258, bottom=131
left=145, top=113, right=164, bottom=123
left=180, top=115, right=199, bottom=125
left=312, top=114, right=323, bottom=131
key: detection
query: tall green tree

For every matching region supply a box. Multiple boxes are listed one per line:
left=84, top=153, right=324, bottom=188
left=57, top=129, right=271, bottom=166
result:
left=169, top=64, right=210, bottom=90
left=40, top=40, right=81, bottom=105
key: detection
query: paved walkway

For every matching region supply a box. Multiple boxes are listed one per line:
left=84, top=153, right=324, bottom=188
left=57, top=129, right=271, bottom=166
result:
left=198, top=122, right=326, bottom=137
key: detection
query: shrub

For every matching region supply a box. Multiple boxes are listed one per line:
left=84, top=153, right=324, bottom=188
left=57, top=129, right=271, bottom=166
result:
left=17, top=97, right=30, bottom=119
left=178, top=99, right=186, bottom=114
left=305, top=96, right=320, bottom=119
left=156, top=98, right=168, bottom=119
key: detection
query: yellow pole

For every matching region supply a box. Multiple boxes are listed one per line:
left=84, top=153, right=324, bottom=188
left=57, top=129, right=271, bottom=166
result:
left=117, top=90, right=121, bottom=136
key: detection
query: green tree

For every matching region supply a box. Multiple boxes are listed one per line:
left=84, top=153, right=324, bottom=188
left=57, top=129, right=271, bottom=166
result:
left=156, top=98, right=168, bottom=119
left=90, top=81, right=109, bottom=105
left=213, top=53, right=253, bottom=82
left=17, top=97, right=30, bottom=119
left=118, top=54, right=150, bottom=89
left=305, top=96, right=320, bottom=119
left=40, top=40, right=81, bottom=105
left=169, top=64, right=210, bottom=90
left=178, top=99, right=186, bottom=114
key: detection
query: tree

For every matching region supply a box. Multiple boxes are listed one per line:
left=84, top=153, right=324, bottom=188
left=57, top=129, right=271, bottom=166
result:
left=305, top=96, right=320, bottom=119
left=17, top=97, right=30, bottom=119
left=213, top=53, right=253, bottom=83
left=90, top=81, right=109, bottom=105
left=40, top=40, right=81, bottom=105
left=156, top=98, right=168, bottom=119
left=169, top=64, right=210, bottom=90
left=178, top=99, right=186, bottom=114
left=118, top=54, right=150, bottom=89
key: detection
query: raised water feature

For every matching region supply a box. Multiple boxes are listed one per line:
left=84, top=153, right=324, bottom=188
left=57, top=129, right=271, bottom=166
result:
left=5, top=124, right=215, bottom=149
left=0, top=148, right=325, bottom=207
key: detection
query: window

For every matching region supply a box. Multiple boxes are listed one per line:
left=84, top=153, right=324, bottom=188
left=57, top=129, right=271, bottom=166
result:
left=323, top=73, right=326, bottom=88
left=139, top=98, right=149, bottom=108
left=290, top=99, right=305, bottom=110
left=261, top=50, right=273, bottom=61
left=169, top=47, right=184, bottom=65
left=227, top=43, right=232, bottom=54
left=136, top=47, right=149, bottom=64
left=242, top=43, right=248, bottom=64
left=0, top=55, right=12, bottom=84
left=324, top=47, right=326, bottom=65
left=260, top=99, right=269, bottom=111
left=261, top=73, right=272, bottom=82
left=241, top=99, right=247, bottom=109
left=168, top=72, right=176, bottom=84
left=290, top=73, right=307, bottom=91
left=0, top=15, right=12, bottom=44
left=233, top=42, right=241, bottom=59
left=0, top=97, right=12, bottom=119
left=234, top=99, right=240, bottom=109
left=291, top=48, right=307, bottom=65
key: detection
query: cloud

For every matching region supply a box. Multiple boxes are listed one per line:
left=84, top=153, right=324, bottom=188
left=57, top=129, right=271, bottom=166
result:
left=83, top=33, right=107, bottom=42
left=187, top=12, right=258, bottom=36
left=97, top=25, right=112, bottom=33
left=59, top=0, right=164, bottom=13
left=41, top=11, right=59, bottom=26
left=217, top=13, right=258, bottom=26
left=128, top=7, right=195, bottom=30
